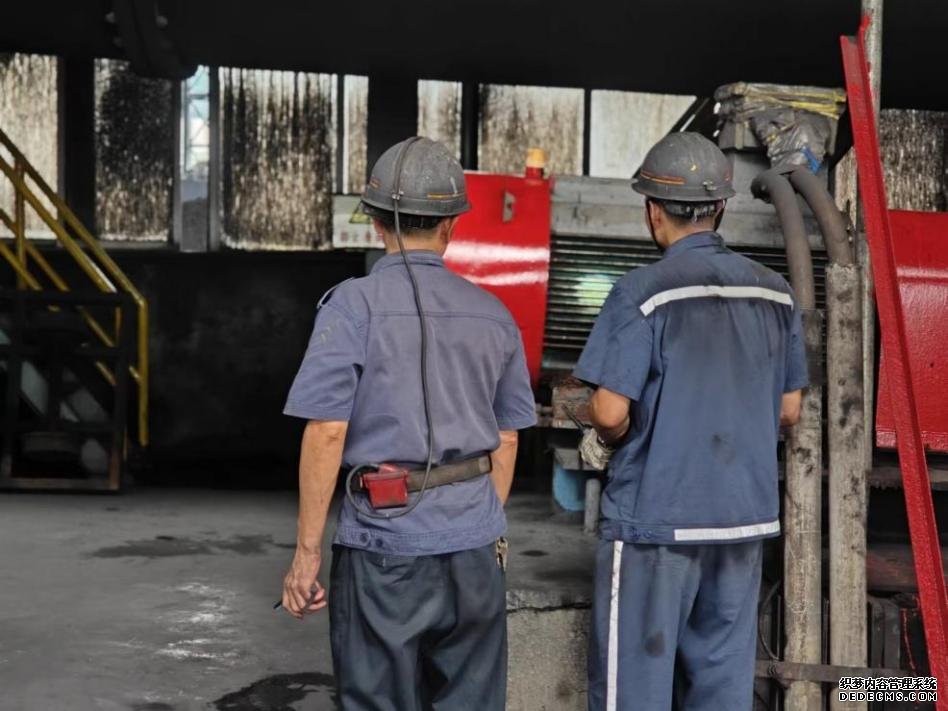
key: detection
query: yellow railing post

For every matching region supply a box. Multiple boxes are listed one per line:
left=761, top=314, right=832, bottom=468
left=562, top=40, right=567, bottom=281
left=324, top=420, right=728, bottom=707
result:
left=0, top=125, right=150, bottom=448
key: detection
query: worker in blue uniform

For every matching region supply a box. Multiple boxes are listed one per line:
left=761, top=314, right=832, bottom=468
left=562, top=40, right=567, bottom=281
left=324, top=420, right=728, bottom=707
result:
left=279, top=136, right=537, bottom=710
left=577, top=132, right=809, bottom=711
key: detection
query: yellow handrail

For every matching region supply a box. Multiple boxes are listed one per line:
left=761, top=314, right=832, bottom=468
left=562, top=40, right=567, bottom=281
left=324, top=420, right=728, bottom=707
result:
left=0, top=126, right=149, bottom=445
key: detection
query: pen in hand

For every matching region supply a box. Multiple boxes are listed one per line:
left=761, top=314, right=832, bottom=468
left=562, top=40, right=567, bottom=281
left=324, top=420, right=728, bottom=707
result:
left=273, top=583, right=323, bottom=611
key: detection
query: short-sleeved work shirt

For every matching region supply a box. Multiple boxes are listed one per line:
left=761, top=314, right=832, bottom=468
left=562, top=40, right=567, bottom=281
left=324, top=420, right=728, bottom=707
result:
left=285, top=250, right=536, bottom=556
left=574, top=232, right=808, bottom=545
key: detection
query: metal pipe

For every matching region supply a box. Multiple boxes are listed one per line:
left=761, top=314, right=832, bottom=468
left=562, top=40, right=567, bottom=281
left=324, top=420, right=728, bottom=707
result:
left=752, top=168, right=823, bottom=711
left=787, top=149, right=868, bottom=711
left=751, top=170, right=815, bottom=308
left=788, top=168, right=853, bottom=266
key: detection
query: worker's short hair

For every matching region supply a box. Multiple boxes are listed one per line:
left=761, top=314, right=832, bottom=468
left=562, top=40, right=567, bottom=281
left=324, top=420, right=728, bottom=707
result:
left=361, top=203, right=447, bottom=234
left=655, top=199, right=722, bottom=223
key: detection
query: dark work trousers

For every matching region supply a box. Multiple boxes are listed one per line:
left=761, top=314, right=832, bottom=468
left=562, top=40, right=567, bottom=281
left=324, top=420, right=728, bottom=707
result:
left=587, top=540, right=763, bottom=711
left=329, top=542, right=507, bottom=711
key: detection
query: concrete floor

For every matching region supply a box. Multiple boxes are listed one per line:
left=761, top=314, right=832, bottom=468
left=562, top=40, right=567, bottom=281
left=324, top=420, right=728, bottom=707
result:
left=0, top=489, right=595, bottom=711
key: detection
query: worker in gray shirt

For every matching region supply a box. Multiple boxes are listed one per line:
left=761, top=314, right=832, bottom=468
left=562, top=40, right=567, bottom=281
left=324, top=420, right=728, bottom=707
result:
left=280, top=137, right=536, bottom=709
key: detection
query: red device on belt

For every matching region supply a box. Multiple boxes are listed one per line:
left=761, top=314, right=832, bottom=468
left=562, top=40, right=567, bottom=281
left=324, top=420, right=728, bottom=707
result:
left=361, top=464, right=410, bottom=509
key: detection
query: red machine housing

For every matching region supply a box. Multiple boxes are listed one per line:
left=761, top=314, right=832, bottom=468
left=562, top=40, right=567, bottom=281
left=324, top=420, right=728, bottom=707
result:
left=875, top=210, right=948, bottom=452
left=445, top=171, right=552, bottom=387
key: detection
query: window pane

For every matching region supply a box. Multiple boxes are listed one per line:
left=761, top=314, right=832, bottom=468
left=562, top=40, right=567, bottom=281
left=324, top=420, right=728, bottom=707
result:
left=0, top=53, right=58, bottom=238
left=479, top=84, right=584, bottom=175
left=344, top=75, right=368, bottom=195
left=95, top=59, right=174, bottom=241
left=418, top=80, right=461, bottom=158
left=590, top=90, right=695, bottom=179
left=183, top=66, right=211, bottom=182
left=220, top=68, right=336, bottom=250
left=880, top=109, right=948, bottom=212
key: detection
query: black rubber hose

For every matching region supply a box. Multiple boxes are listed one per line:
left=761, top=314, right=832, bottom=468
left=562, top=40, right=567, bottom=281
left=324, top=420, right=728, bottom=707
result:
left=751, top=169, right=816, bottom=310
left=788, top=167, right=854, bottom=266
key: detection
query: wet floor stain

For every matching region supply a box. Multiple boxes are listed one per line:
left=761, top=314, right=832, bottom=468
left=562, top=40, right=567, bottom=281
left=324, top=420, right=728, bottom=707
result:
left=520, top=549, right=549, bottom=557
left=212, top=672, right=338, bottom=710
left=88, top=534, right=280, bottom=559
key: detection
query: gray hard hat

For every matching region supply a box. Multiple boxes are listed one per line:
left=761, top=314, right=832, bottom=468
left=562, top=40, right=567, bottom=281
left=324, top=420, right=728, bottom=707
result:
left=361, top=136, right=471, bottom=217
left=631, top=132, right=736, bottom=202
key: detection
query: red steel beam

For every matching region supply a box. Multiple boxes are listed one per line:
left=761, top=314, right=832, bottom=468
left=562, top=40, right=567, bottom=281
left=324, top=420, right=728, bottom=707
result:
left=841, top=20, right=948, bottom=695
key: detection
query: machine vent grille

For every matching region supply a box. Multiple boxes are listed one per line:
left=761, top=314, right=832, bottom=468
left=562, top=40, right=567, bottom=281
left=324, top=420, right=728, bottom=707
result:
left=542, top=234, right=828, bottom=372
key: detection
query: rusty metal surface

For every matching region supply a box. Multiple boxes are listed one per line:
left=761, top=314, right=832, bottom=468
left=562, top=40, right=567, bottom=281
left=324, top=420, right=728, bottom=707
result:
left=842, top=24, right=948, bottom=702
left=94, top=59, right=173, bottom=241
left=549, top=375, right=593, bottom=429
left=220, top=68, right=334, bottom=249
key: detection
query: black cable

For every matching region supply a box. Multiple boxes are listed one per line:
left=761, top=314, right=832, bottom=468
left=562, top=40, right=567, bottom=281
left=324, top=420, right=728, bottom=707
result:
left=345, top=137, right=435, bottom=520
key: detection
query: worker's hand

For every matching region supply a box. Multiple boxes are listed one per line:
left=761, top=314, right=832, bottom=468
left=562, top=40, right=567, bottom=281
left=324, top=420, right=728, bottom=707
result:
left=282, top=548, right=326, bottom=620
left=579, top=427, right=614, bottom=470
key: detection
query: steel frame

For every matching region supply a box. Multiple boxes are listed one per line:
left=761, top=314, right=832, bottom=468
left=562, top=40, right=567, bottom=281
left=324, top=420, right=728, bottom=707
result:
left=841, top=20, right=948, bottom=698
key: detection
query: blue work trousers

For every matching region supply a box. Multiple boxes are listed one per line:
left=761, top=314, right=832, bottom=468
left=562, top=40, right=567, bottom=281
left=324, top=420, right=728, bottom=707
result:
left=329, top=542, right=507, bottom=710
left=588, top=539, right=763, bottom=711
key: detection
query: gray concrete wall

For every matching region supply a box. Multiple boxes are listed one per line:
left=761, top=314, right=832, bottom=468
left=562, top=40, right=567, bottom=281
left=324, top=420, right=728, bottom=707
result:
left=15, top=248, right=367, bottom=484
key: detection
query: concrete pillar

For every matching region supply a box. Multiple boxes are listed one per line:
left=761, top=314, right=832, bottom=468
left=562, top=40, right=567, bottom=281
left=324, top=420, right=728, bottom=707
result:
left=827, top=264, right=868, bottom=711
left=783, top=309, right=825, bottom=711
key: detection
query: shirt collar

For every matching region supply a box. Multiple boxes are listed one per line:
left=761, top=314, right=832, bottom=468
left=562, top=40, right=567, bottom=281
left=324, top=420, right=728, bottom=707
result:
left=371, top=250, right=445, bottom=274
left=662, top=231, right=724, bottom=259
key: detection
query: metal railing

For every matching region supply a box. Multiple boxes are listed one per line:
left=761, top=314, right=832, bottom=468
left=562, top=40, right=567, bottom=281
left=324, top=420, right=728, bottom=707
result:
left=0, top=126, right=149, bottom=447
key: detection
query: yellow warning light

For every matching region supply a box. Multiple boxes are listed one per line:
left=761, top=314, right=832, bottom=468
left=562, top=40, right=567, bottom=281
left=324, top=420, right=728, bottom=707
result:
left=526, top=148, right=547, bottom=170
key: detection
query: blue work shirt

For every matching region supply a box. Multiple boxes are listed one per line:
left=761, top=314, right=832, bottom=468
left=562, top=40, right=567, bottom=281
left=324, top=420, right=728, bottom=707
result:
left=284, top=250, right=537, bottom=556
left=574, top=232, right=808, bottom=545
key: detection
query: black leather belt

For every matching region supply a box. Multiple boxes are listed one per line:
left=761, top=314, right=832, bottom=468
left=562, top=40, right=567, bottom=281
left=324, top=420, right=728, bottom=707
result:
left=355, top=455, right=492, bottom=493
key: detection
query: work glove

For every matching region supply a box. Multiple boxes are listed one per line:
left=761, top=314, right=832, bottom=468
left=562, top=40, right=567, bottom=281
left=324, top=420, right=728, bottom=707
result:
left=579, top=427, right=614, bottom=470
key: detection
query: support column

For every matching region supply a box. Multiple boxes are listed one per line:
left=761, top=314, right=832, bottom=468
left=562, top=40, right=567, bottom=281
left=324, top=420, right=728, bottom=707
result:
left=828, top=6, right=881, bottom=708
left=827, top=264, right=868, bottom=711
left=57, top=56, right=96, bottom=230
left=366, top=75, right=418, bottom=180
left=460, top=80, right=479, bottom=170
left=784, top=308, right=825, bottom=711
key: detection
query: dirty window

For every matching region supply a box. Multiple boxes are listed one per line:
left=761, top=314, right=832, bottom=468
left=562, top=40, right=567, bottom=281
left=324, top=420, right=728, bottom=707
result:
left=0, top=53, right=59, bottom=239
left=418, top=80, right=462, bottom=159
left=220, top=68, right=336, bottom=250
left=343, top=75, right=368, bottom=196
left=589, top=90, right=695, bottom=179
left=479, top=84, right=584, bottom=176
left=95, top=59, right=175, bottom=242
left=880, top=109, right=948, bottom=212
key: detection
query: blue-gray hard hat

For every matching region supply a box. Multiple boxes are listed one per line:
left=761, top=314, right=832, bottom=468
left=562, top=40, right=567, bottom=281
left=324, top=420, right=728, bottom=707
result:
left=361, top=137, right=471, bottom=217
left=632, top=132, right=736, bottom=202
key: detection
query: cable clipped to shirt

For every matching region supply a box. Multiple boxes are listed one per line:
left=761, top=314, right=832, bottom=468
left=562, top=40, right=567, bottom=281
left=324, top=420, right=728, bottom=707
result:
left=345, top=137, right=435, bottom=520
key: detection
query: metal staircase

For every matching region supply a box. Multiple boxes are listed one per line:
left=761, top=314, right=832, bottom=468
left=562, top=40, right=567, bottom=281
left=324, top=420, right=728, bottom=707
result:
left=0, top=126, right=149, bottom=490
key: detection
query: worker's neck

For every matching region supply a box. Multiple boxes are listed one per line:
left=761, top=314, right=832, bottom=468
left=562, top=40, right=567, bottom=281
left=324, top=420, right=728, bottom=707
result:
left=662, top=223, right=715, bottom=249
left=383, top=236, right=445, bottom=256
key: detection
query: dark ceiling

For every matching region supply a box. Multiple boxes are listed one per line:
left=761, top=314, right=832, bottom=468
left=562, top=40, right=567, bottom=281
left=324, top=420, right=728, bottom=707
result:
left=1, top=1, right=945, bottom=110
